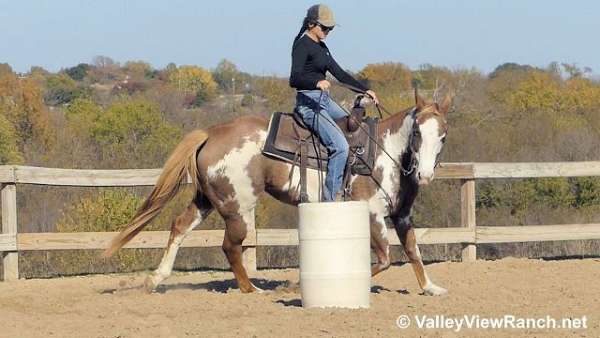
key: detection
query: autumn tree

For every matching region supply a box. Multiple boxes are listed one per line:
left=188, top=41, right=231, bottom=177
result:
left=357, top=62, right=413, bottom=113
left=169, top=65, right=217, bottom=106
left=0, top=65, right=53, bottom=151
left=254, top=76, right=294, bottom=112
left=123, top=61, right=154, bottom=80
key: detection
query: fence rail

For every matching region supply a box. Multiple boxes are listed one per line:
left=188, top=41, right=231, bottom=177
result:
left=3, top=163, right=600, bottom=281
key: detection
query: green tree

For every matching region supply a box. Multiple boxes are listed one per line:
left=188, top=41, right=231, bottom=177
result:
left=65, top=63, right=91, bottom=81
left=489, top=62, right=537, bottom=79
left=91, top=99, right=182, bottom=167
left=65, top=98, right=102, bottom=138
left=212, top=59, right=252, bottom=93
left=0, top=114, right=23, bottom=164
left=55, top=189, right=159, bottom=272
left=45, top=73, right=82, bottom=105
left=213, top=59, right=240, bottom=91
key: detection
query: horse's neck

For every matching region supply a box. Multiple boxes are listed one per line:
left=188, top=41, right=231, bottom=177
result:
left=377, top=108, right=414, bottom=160
left=372, top=108, right=416, bottom=216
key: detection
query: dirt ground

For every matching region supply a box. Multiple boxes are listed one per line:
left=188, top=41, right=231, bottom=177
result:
left=1, top=258, right=599, bottom=338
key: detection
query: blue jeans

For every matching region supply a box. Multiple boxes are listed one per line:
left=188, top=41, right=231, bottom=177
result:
left=295, top=90, right=349, bottom=201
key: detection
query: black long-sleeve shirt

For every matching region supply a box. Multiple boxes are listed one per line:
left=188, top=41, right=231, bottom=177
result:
left=289, top=34, right=368, bottom=92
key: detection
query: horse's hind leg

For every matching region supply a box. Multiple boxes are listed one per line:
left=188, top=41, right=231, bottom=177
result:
left=370, top=215, right=391, bottom=277
left=144, top=194, right=213, bottom=292
left=222, top=209, right=260, bottom=293
left=395, top=219, right=447, bottom=296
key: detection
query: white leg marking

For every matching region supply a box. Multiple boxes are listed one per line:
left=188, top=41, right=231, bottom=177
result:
left=148, top=211, right=203, bottom=289
left=414, top=244, right=447, bottom=296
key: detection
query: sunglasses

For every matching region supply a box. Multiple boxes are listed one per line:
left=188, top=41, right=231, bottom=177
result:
left=318, top=23, right=334, bottom=33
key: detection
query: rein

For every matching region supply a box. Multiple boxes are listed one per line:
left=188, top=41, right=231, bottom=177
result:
left=333, top=83, right=421, bottom=212
left=338, top=82, right=420, bottom=177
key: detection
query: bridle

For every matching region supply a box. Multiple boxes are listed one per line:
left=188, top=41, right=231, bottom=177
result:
left=400, top=108, right=419, bottom=176
left=319, top=82, right=448, bottom=212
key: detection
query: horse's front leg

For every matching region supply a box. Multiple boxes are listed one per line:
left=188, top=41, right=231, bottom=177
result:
left=394, top=216, right=447, bottom=296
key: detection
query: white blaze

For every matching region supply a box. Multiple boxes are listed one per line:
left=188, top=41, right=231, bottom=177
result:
left=417, top=118, right=444, bottom=181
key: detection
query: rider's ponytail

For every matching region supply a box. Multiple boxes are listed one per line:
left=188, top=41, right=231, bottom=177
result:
left=292, top=17, right=310, bottom=48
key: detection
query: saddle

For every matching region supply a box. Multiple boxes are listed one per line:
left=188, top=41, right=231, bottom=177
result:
left=262, top=101, right=379, bottom=194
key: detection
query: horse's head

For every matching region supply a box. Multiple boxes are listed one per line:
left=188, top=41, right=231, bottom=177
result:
left=408, top=90, right=452, bottom=186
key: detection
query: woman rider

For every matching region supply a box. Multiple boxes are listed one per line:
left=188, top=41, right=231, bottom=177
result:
left=289, top=4, right=379, bottom=202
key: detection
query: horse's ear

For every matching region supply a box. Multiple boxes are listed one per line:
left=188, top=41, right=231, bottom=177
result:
left=436, top=93, right=452, bottom=116
left=415, top=88, right=426, bottom=110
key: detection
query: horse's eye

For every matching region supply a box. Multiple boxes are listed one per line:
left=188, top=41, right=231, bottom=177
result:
left=441, top=136, right=446, bottom=143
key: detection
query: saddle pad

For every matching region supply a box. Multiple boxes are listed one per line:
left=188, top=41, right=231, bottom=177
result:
left=262, top=112, right=378, bottom=175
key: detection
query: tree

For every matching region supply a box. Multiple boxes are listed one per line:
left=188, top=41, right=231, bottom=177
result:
left=488, top=62, right=537, bottom=79
left=65, top=63, right=91, bottom=81
left=91, top=98, right=182, bottom=167
left=123, top=61, right=153, bottom=80
left=413, top=64, right=453, bottom=90
left=0, top=68, right=53, bottom=150
left=212, top=59, right=239, bottom=91
left=254, top=76, right=294, bottom=112
left=93, top=55, right=116, bottom=68
left=45, top=73, right=82, bottom=105
left=89, top=55, right=120, bottom=83
left=54, top=189, right=158, bottom=272
left=169, top=65, right=217, bottom=103
left=0, top=114, right=23, bottom=164
left=212, top=59, right=252, bottom=93
left=65, top=98, right=103, bottom=139
left=358, top=62, right=412, bottom=92
left=561, top=63, right=592, bottom=79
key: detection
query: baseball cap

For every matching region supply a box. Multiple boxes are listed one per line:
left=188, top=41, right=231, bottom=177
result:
left=307, top=4, right=336, bottom=28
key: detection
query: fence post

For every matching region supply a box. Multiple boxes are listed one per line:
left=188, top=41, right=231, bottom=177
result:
left=460, top=179, right=477, bottom=262
left=2, top=183, right=18, bottom=280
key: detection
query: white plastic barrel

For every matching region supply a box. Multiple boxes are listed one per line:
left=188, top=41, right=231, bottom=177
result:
left=298, top=201, right=371, bottom=308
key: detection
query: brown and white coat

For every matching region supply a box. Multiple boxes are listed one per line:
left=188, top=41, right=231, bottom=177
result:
left=104, top=92, right=452, bottom=296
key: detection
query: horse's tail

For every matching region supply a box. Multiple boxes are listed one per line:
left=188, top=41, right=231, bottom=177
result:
left=102, top=130, right=209, bottom=258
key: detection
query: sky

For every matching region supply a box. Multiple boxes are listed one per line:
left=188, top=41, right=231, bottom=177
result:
left=1, top=0, right=599, bottom=76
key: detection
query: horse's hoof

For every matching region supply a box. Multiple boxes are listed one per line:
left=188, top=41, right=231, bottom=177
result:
left=143, top=276, right=158, bottom=294
left=241, top=283, right=264, bottom=294
left=423, top=284, right=447, bottom=296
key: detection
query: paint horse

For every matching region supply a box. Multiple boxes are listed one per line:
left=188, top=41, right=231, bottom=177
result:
left=103, top=90, right=451, bottom=296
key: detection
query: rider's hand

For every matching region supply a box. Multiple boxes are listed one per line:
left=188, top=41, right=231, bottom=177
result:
left=316, top=80, right=331, bottom=91
left=366, top=90, right=380, bottom=105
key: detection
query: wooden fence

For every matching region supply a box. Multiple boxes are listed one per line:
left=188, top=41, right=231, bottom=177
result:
left=2, top=163, right=600, bottom=281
